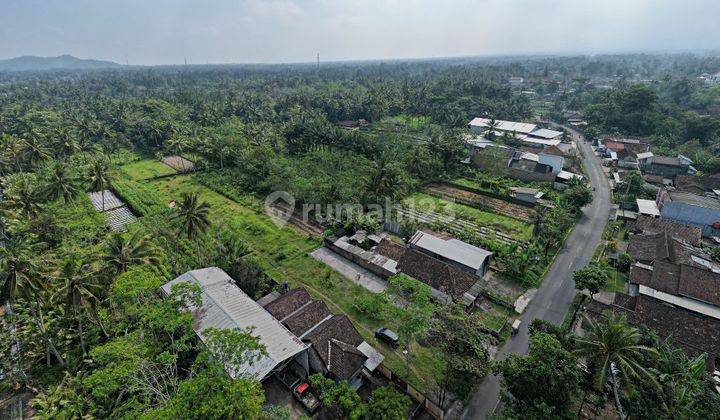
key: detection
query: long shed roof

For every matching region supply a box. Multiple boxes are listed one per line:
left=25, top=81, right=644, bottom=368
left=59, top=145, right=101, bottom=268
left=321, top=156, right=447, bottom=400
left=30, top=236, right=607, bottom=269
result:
left=409, top=231, right=492, bottom=271
left=161, top=267, right=307, bottom=380
left=468, top=117, right=538, bottom=135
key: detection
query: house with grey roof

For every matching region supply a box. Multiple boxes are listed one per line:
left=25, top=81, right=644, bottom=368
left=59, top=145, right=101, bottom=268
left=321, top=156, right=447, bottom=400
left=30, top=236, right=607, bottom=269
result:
left=641, top=154, right=696, bottom=178
left=161, top=267, right=309, bottom=381
left=408, top=230, right=492, bottom=277
left=657, top=190, right=720, bottom=238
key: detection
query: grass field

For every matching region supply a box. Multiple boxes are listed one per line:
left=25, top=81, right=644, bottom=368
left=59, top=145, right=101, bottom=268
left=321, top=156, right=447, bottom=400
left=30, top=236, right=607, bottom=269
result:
left=134, top=172, right=443, bottom=391
left=403, top=192, right=533, bottom=240
left=121, top=159, right=177, bottom=181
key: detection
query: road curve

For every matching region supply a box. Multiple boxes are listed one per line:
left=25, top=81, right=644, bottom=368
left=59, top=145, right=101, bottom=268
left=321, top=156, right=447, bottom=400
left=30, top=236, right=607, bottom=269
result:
left=461, top=126, right=612, bottom=419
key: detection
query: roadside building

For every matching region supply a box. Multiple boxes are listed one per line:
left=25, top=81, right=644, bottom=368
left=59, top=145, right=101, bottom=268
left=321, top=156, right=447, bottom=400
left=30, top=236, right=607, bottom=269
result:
left=628, top=215, right=702, bottom=246
left=657, top=190, right=720, bottom=238
left=372, top=231, right=493, bottom=306
left=641, top=154, right=696, bottom=178
left=407, top=230, right=492, bottom=277
left=674, top=174, right=720, bottom=195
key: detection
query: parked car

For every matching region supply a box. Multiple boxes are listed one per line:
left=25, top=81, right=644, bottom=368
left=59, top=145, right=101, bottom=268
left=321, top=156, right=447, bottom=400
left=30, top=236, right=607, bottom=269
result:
left=374, top=327, right=399, bottom=348
left=293, top=382, right=320, bottom=413
left=511, top=319, right=521, bottom=336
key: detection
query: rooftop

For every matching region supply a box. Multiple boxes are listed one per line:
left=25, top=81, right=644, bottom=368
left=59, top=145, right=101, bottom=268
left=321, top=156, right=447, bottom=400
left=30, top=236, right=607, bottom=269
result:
left=628, top=215, right=701, bottom=246
left=667, top=191, right=720, bottom=209
left=468, top=117, right=537, bottom=135
left=161, top=268, right=307, bottom=380
left=652, top=156, right=684, bottom=167
left=397, top=248, right=483, bottom=302
left=408, top=231, right=492, bottom=272
left=529, top=128, right=563, bottom=139
left=636, top=199, right=660, bottom=216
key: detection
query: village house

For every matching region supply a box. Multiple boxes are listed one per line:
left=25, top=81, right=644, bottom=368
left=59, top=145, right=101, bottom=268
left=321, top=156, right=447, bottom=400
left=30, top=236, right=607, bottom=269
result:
left=261, top=287, right=384, bottom=388
left=467, top=117, right=564, bottom=147
left=161, top=268, right=309, bottom=381
left=641, top=154, right=696, bottom=178
left=583, top=217, right=720, bottom=372
left=374, top=231, right=493, bottom=306
left=508, top=76, right=524, bottom=87
left=657, top=190, right=720, bottom=238
left=674, top=173, right=720, bottom=195
left=336, top=119, right=369, bottom=130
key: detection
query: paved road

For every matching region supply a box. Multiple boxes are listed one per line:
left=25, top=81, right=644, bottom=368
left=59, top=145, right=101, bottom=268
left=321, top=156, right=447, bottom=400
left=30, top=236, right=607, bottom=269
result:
left=462, top=127, right=612, bottom=419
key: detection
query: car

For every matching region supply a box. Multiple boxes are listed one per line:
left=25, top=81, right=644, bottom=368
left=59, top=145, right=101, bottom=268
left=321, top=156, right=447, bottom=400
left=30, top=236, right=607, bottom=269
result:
left=374, top=327, right=399, bottom=348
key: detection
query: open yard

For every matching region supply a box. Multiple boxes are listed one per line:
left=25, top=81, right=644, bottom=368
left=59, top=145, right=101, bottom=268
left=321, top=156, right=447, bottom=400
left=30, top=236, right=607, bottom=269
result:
left=121, top=158, right=177, bottom=180
left=125, top=169, right=444, bottom=392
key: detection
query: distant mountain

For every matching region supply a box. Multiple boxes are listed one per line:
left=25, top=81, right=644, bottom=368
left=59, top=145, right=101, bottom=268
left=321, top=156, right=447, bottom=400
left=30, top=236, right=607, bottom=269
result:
left=0, top=54, right=123, bottom=72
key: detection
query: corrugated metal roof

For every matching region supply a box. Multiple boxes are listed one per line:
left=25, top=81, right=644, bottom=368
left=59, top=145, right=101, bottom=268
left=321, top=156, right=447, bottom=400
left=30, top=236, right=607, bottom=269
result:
left=637, top=199, right=660, bottom=217
left=409, top=231, right=492, bottom=271
left=529, top=128, right=563, bottom=139
left=468, top=117, right=537, bottom=135
left=357, top=341, right=384, bottom=372
left=520, top=136, right=562, bottom=147
left=162, top=267, right=307, bottom=380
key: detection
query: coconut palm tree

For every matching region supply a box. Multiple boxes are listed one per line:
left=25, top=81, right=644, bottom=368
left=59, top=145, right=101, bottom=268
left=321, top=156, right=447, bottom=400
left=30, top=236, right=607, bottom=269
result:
left=575, top=314, right=658, bottom=419
left=652, top=341, right=711, bottom=417
left=53, top=127, right=80, bottom=159
left=365, top=155, right=405, bottom=201
left=102, top=231, right=162, bottom=274
left=42, top=161, right=79, bottom=205
left=174, top=192, right=211, bottom=245
left=88, top=156, right=113, bottom=211
left=0, top=237, right=65, bottom=367
left=7, top=174, right=42, bottom=219
left=53, top=256, right=104, bottom=354
left=21, top=131, right=51, bottom=168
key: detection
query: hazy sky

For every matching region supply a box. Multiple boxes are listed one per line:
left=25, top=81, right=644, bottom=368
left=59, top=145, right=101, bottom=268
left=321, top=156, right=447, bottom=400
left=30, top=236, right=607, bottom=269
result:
left=1, top=0, right=719, bottom=65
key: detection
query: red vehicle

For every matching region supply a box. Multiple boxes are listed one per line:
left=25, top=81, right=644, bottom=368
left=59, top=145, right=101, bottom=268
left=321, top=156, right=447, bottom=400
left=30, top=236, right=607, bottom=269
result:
left=293, top=382, right=320, bottom=413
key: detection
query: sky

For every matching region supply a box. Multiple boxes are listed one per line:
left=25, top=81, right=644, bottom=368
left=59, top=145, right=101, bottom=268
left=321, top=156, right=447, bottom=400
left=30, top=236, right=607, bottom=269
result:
left=1, top=0, right=719, bottom=65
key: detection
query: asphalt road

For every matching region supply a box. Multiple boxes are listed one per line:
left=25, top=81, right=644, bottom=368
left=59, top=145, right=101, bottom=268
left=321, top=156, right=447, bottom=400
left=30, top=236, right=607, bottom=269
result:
left=461, top=127, right=612, bottom=419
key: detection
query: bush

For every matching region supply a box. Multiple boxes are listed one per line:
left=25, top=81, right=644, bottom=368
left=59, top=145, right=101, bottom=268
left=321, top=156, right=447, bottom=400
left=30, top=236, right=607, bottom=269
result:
left=353, top=293, right=390, bottom=321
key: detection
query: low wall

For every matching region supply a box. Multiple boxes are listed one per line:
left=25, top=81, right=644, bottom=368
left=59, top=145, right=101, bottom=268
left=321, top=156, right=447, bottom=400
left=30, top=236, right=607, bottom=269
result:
left=323, top=237, right=396, bottom=278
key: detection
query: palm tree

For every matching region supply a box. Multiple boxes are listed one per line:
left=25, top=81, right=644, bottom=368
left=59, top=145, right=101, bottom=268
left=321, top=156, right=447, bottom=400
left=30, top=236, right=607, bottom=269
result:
left=365, top=155, right=404, bottom=201
left=575, top=314, right=658, bottom=419
left=174, top=192, right=211, bottom=247
left=53, top=256, right=104, bottom=354
left=102, top=231, right=162, bottom=274
left=0, top=237, right=65, bottom=367
left=88, top=156, right=113, bottom=211
left=21, top=132, right=51, bottom=168
left=54, top=127, right=80, bottom=159
left=486, top=118, right=499, bottom=140
left=652, top=342, right=711, bottom=417
left=7, top=175, right=42, bottom=219
left=42, top=161, right=79, bottom=205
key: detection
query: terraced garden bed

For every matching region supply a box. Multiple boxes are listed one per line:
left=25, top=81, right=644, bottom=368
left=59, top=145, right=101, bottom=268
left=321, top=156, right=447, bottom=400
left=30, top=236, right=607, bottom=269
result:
left=424, top=183, right=536, bottom=221
left=400, top=193, right=532, bottom=243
